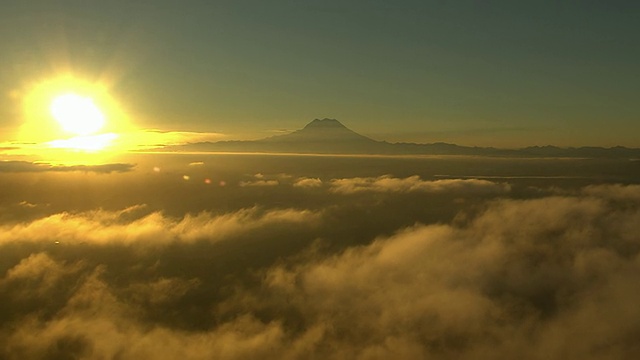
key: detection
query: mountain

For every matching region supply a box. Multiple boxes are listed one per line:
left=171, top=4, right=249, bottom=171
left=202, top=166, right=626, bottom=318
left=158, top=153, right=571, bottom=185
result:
left=171, top=118, right=392, bottom=154
left=257, top=118, right=387, bottom=153
left=161, top=119, right=640, bottom=158
left=264, top=118, right=374, bottom=143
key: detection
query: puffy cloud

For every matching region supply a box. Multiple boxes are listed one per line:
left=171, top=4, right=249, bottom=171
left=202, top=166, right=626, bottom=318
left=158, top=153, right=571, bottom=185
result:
left=0, top=253, right=84, bottom=298
left=0, top=261, right=321, bottom=360
left=1, top=184, right=640, bottom=359
left=293, top=177, right=323, bottom=188
left=127, top=277, right=201, bottom=306
left=330, top=175, right=510, bottom=195
left=0, top=206, right=320, bottom=246
left=239, top=173, right=281, bottom=187
left=173, top=207, right=318, bottom=242
left=582, top=183, right=640, bottom=202
left=249, top=184, right=640, bottom=358
left=239, top=173, right=294, bottom=187
left=239, top=179, right=279, bottom=187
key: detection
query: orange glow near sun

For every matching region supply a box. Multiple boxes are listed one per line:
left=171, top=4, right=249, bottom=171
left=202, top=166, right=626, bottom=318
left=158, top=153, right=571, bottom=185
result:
left=18, top=74, right=131, bottom=152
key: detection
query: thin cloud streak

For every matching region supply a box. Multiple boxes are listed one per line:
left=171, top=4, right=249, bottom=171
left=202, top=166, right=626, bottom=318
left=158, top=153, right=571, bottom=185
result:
left=330, top=175, right=511, bottom=194
left=0, top=161, right=135, bottom=173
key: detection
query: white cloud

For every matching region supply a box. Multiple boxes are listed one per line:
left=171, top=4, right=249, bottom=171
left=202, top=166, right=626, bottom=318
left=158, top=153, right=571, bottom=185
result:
left=239, top=179, right=279, bottom=187
left=0, top=206, right=320, bottom=247
left=239, top=173, right=294, bottom=187
left=293, top=177, right=323, bottom=188
left=329, top=175, right=510, bottom=195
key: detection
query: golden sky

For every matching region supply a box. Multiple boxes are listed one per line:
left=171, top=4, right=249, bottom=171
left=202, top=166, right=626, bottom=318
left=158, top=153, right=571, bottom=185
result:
left=1, top=1, right=639, bottom=149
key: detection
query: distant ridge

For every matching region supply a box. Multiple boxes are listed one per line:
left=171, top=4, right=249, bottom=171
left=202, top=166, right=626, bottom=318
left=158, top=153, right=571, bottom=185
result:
left=161, top=119, right=640, bottom=158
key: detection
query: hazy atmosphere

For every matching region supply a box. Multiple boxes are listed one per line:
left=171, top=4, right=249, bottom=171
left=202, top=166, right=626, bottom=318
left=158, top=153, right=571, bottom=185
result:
left=2, top=1, right=639, bottom=146
left=1, top=1, right=640, bottom=359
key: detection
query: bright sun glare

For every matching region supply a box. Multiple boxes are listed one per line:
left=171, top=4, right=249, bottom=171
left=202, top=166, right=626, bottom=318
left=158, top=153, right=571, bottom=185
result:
left=50, top=93, right=105, bottom=136
left=17, top=75, right=133, bottom=154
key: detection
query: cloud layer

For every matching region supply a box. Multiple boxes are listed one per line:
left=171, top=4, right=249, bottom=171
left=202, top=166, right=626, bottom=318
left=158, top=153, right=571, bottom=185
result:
left=257, top=190, right=640, bottom=358
left=1, top=184, right=639, bottom=359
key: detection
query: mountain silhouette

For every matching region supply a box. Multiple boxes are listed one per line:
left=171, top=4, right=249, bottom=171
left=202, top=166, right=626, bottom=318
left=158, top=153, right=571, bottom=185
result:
left=162, top=119, right=640, bottom=158
left=173, top=118, right=390, bottom=154
left=257, top=118, right=385, bottom=153
left=267, top=118, right=371, bottom=142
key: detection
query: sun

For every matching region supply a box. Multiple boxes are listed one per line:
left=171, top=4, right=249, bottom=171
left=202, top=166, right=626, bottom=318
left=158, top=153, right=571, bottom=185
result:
left=16, top=74, right=137, bottom=154
left=50, top=93, right=106, bottom=136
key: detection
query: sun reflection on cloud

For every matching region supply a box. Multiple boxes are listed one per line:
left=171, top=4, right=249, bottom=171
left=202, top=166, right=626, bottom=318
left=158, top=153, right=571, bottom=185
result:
left=48, top=133, right=119, bottom=152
